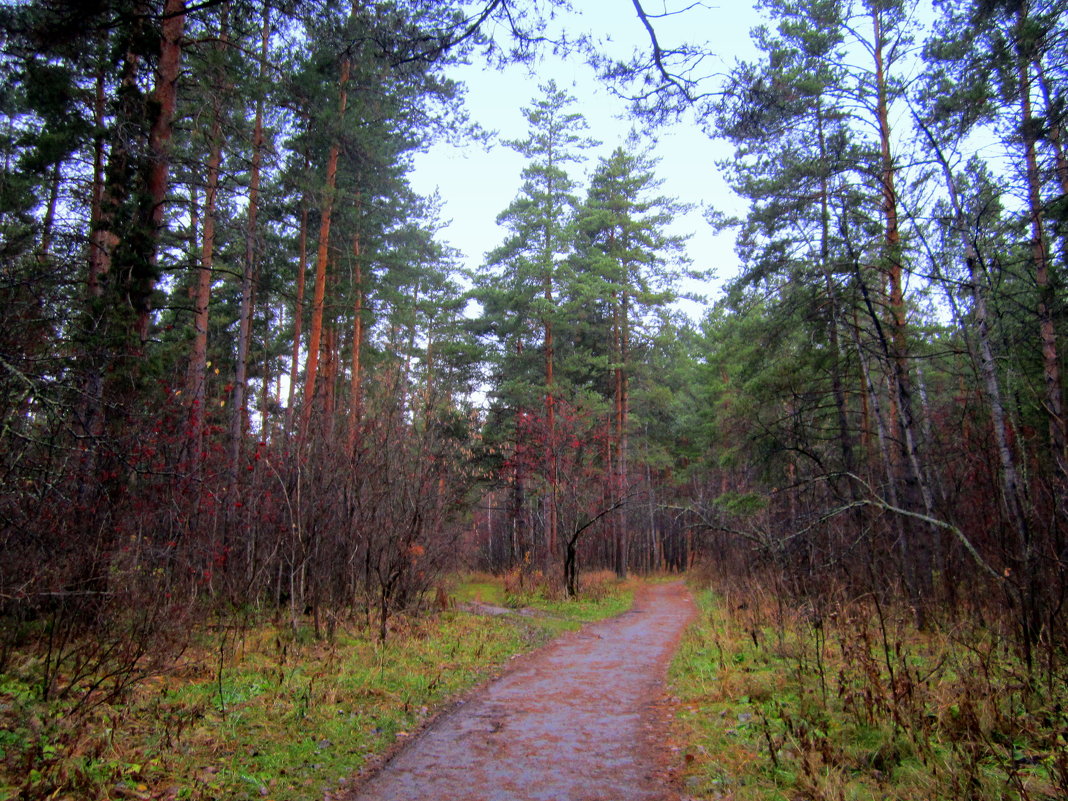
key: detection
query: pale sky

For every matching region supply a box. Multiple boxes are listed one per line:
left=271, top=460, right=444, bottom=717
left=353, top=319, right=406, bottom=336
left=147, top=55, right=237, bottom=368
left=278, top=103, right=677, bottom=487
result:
left=408, top=1, right=764, bottom=313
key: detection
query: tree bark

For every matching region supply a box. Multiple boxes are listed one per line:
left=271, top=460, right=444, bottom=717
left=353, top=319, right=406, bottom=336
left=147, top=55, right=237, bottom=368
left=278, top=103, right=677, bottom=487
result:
left=348, top=229, right=365, bottom=454
left=86, top=67, right=108, bottom=302
left=1017, top=22, right=1067, bottom=490
left=544, top=230, right=558, bottom=562
left=37, top=162, right=61, bottom=266
left=286, top=190, right=310, bottom=438
left=82, top=13, right=143, bottom=445
left=302, top=53, right=352, bottom=440
left=135, top=0, right=186, bottom=343
left=230, top=3, right=267, bottom=479
left=816, top=102, right=856, bottom=481
left=186, top=4, right=227, bottom=452
left=614, top=285, right=631, bottom=579
left=872, top=5, right=935, bottom=620
left=918, top=120, right=1034, bottom=574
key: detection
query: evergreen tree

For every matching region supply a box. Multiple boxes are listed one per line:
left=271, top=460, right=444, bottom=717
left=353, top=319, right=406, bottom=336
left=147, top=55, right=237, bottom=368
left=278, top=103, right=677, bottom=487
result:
left=474, top=79, right=597, bottom=565
left=571, top=140, right=692, bottom=575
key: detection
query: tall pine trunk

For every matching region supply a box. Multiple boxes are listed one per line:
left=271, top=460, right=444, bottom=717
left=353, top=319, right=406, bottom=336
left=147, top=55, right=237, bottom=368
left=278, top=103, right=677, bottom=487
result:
left=1014, top=8, right=1061, bottom=664
left=136, top=0, right=186, bottom=343
left=186, top=6, right=228, bottom=455
left=816, top=103, right=856, bottom=482
left=230, top=4, right=267, bottom=480
left=543, top=232, right=558, bottom=562
left=348, top=228, right=364, bottom=454
left=872, top=5, right=935, bottom=623
left=1017, top=19, right=1067, bottom=493
left=302, top=53, right=352, bottom=440
left=613, top=285, right=630, bottom=579
left=286, top=188, right=310, bottom=438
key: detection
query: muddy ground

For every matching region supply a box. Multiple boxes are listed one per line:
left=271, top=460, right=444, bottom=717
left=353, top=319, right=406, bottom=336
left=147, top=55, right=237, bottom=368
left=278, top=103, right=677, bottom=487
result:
left=344, top=581, right=697, bottom=801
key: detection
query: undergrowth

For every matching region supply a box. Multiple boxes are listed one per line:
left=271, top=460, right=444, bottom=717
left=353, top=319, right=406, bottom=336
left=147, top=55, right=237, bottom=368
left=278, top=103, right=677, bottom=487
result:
left=671, top=581, right=1068, bottom=801
left=0, top=573, right=632, bottom=801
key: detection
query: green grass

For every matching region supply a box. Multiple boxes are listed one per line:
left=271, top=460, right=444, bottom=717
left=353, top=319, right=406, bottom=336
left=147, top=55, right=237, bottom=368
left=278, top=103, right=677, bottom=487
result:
left=670, top=586, right=1068, bottom=801
left=0, top=572, right=633, bottom=801
left=449, top=573, right=508, bottom=606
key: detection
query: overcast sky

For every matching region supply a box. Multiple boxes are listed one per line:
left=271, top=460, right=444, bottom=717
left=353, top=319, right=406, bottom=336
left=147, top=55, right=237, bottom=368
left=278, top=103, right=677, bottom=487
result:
left=408, top=1, right=764, bottom=312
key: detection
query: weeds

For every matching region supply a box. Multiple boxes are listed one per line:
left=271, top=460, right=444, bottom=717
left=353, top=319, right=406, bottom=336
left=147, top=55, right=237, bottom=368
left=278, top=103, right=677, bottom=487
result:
left=0, top=572, right=631, bottom=800
left=671, top=579, right=1068, bottom=801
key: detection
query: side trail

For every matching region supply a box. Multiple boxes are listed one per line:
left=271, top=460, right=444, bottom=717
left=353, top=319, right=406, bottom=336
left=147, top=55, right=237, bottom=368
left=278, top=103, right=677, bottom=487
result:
left=344, top=581, right=697, bottom=801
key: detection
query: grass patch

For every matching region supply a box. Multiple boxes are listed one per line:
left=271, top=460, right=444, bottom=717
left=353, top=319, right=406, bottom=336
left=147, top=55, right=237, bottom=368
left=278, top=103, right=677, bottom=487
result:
left=670, top=585, right=1068, bottom=801
left=448, top=572, right=508, bottom=606
left=1, top=572, right=632, bottom=801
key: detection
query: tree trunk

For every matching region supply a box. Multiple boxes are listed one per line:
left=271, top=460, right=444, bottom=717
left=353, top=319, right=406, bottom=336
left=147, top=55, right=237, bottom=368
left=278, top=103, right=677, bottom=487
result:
left=1035, top=57, right=1068, bottom=237
left=37, top=161, right=61, bottom=265
left=136, top=0, right=186, bottom=343
left=564, top=536, right=578, bottom=598
left=301, top=54, right=351, bottom=440
left=286, top=192, right=310, bottom=438
left=348, top=231, right=364, bottom=454
left=921, top=124, right=1034, bottom=575
left=544, top=245, right=558, bottom=562
left=86, top=67, right=108, bottom=302
left=230, top=3, right=266, bottom=480
left=81, top=16, right=142, bottom=447
left=1017, top=24, right=1067, bottom=492
left=872, top=5, right=935, bottom=621
left=1010, top=21, right=1058, bottom=662
left=186, top=38, right=226, bottom=453
left=816, top=102, right=856, bottom=480
left=615, top=286, right=631, bottom=578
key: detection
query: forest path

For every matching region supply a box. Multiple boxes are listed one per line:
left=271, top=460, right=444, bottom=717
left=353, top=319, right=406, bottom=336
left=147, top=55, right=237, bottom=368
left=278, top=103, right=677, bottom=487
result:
left=344, top=581, right=697, bottom=801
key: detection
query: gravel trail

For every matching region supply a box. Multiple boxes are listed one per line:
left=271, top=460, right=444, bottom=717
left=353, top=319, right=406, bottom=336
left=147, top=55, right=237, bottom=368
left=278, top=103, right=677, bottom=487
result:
left=345, top=581, right=696, bottom=801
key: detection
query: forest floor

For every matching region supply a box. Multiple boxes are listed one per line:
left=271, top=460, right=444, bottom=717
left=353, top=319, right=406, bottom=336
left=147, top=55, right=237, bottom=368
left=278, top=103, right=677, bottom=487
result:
left=344, top=580, right=697, bottom=801
left=0, top=572, right=643, bottom=801
left=670, top=581, right=1068, bottom=800
left=8, top=574, right=1063, bottom=801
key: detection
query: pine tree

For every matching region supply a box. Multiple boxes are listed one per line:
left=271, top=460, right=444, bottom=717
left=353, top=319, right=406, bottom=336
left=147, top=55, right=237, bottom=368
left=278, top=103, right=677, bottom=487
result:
left=571, top=140, right=691, bottom=576
left=475, top=79, right=597, bottom=566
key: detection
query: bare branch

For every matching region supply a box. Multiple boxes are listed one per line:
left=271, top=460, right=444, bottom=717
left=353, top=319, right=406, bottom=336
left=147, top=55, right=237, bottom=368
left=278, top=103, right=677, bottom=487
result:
left=638, top=1, right=707, bottom=19
left=839, top=472, right=1004, bottom=582
left=630, top=0, right=695, bottom=103
left=568, top=489, right=636, bottom=546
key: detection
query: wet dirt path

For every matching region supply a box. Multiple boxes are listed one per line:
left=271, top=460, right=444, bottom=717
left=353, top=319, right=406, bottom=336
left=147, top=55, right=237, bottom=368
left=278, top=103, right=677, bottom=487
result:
left=345, top=581, right=696, bottom=801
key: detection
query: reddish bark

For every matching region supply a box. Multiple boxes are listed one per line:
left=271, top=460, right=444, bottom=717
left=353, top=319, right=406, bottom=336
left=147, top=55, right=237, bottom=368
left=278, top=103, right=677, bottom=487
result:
left=872, top=5, right=935, bottom=620
left=302, top=55, right=352, bottom=439
left=137, top=0, right=186, bottom=342
left=1017, top=24, right=1067, bottom=483
left=186, top=79, right=225, bottom=448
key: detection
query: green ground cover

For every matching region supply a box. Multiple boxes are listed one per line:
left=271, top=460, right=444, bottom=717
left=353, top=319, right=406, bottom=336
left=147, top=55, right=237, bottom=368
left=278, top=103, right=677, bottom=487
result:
left=670, top=584, right=1068, bottom=801
left=0, top=573, right=633, bottom=801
